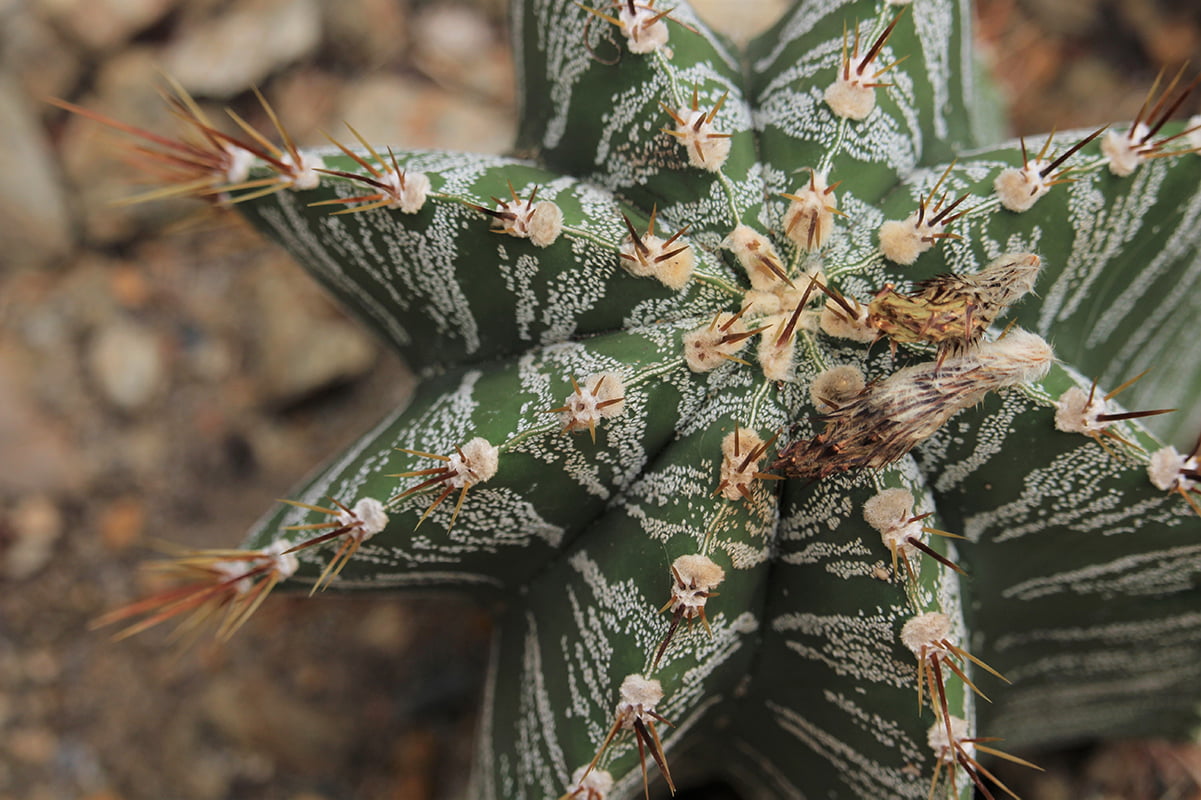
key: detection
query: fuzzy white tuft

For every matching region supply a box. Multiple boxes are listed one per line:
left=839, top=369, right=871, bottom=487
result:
left=782, top=171, right=838, bottom=250
left=878, top=214, right=930, bottom=265
left=724, top=225, right=788, bottom=290
left=282, top=151, right=325, bottom=190
left=672, top=554, right=725, bottom=591
left=569, top=766, right=614, bottom=797
left=261, top=539, right=300, bottom=579
left=386, top=170, right=431, bottom=214
left=559, top=372, right=626, bottom=433
left=900, top=611, right=953, bottom=658
left=1148, top=446, right=1196, bottom=492
left=1102, top=127, right=1148, bottom=177
left=719, top=428, right=766, bottom=500
left=617, top=674, right=663, bottom=718
left=1054, top=386, right=1105, bottom=435
left=224, top=144, right=255, bottom=184
left=928, top=716, right=973, bottom=763
left=824, top=79, right=875, bottom=121
left=672, top=108, right=731, bottom=171
left=757, top=323, right=795, bottom=382
left=811, top=364, right=865, bottom=412
left=336, top=497, right=390, bottom=541
left=449, top=438, right=500, bottom=486
left=683, top=312, right=750, bottom=372
left=994, top=165, right=1050, bottom=213
left=820, top=298, right=876, bottom=343
left=493, top=198, right=563, bottom=247
left=976, top=330, right=1054, bottom=384
left=618, top=4, right=669, bottom=54
left=1188, top=115, right=1201, bottom=154
left=863, top=488, right=915, bottom=534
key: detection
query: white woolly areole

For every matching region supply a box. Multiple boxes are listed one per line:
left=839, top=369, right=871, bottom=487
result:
left=976, top=329, right=1054, bottom=384
left=900, top=611, right=953, bottom=658
left=724, top=225, right=788, bottom=290
left=618, top=3, right=669, bottom=54
left=619, top=230, right=694, bottom=289
left=719, top=428, right=765, bottom=500
left=994, top=164, right=1052, bottom=213
left=743, top=289, right=781, bottom=316
left=820, top=297, right=876, bottom=343
left=1188, top=115, right=1201, bottom=153
left=493, top=198, right=563, bottom=247
left=384, top=170, right=430, bottom=214
left=879, top=213, right=935, bottom=265
left=669, top=554, right=724, bottom=619
left=757, top=323, right=795, bottom=382
left=672, top=554, right=725, bottom=591
left=617, top=674, right=663, bottom=725
left=928, top=716, right=973, bottom=763
left=811, top=364, right=865, bottom=412
left=1053, top=386, right=1107, bottom=435
left=569, top=766, right=614, bottom=797
left=863, top=487, right=915, bottom=531
left=281, top=150, right=325, bottom=190
left=782, top=171, right=838, bottom=250
left=560, top=372, right=626, bottom=432
left=337, top=497, right=390, bottom=542
left=447, top=437, right=500, bottom=487
left=224, top=144, right=255, bottom=184
left=673, top=108, right=731, bottom=171
left=1102, top=126, right=1149, bottom=177
left=1149, top=446, right=1197, bottom=492
left=824, top=76, right=876, bottom=121
left=683, top=312, right=750, bottom=372
left=261, top=539, right=300, bottom=579
left=212, top=559, right=256, bottom=594
left=864, top=488, right=923, bottom=560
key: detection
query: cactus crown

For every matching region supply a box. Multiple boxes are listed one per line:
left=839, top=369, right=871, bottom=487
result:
left=71, top=0, right=1201, bottom=798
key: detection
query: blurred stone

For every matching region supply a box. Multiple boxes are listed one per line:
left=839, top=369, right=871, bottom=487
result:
left=22, top=648, right=60, bottom=684
left=0, top=77, right=73, bottom=271
left=0, top=344, right=81, bottom=495
left=1, top=495, right=63, bottom=581
left=35, top=0, right=176, bottom=52
left=0, top=11, right=83, bottom=101
left=7, top=727, right=56, bottom=765
left=355, top=603, right=412, bottom=655
left=390, top=730, right=437, bottom=800
left=1018, top=0, right=1103, bottom=36
left=269, top=68, right=344, bottom=145
left=1118, top=1, right=1201, bottom=66
left=411, top=4, right=514, bottom=104
left=86, top=320, right=166, bottom=412
left=254, top=265, right=376, bottom=405
left=321, top=0, right=407, bottom=68
left=164, top=0, right=322, bottom=98
left=337, top=74, right=514, bottom=154
left=108, top=264, right=152, bottom=309
left=98, top=496, right=146, bottom=551
left=201, top=675, right=354, bottom=770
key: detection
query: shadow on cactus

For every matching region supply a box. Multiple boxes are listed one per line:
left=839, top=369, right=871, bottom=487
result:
left=72, top=0, right=1201, bottom=798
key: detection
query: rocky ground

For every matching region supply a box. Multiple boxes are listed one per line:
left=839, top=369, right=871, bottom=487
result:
left=0, top=1, right=1198, bottom=798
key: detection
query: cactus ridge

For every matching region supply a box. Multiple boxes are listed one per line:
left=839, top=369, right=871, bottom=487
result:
left=73, top=0, right=1201, bottom=798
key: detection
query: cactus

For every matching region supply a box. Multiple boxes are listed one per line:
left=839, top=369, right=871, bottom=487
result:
left=73, top=0, right=1201, bottom=798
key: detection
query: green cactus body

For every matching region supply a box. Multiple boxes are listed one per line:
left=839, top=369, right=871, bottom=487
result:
left=82, top=0, right=1201, bottom=798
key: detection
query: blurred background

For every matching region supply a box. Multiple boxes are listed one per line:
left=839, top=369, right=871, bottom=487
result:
left=1, top=0, right=1199, bottom=798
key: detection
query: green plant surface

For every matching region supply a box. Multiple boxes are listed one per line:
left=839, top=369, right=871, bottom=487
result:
left=82, top=0, right=1201, bottom=798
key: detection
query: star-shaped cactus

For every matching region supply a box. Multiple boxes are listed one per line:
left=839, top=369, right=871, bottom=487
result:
left=82, top=0, right=1201, bottom=798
